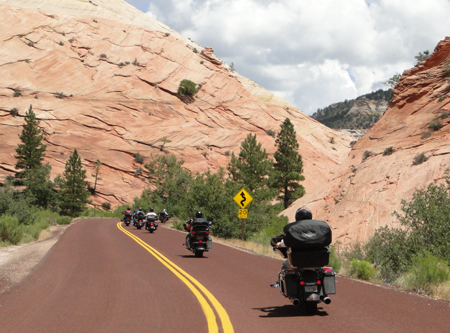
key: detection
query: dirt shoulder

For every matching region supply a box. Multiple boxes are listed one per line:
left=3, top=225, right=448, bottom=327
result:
left=0, top=224, right=70, bottom=294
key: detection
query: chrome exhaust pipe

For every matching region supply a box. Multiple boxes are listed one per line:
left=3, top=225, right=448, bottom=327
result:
left=323, top=297, right=331, bottom=304
left=292, top=299, right=301, bottom=306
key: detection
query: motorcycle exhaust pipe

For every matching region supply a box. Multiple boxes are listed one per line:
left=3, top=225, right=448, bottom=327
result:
left=292, top=299, right=301, bottom=306
left=323, top=297, right=331, bottom=304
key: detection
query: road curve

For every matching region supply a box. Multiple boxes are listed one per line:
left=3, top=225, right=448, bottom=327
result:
left=0, top=218, right=449, bottom=333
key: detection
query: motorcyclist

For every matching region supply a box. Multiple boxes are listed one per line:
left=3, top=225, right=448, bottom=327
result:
left=270, top=208, right=313, bottom=286
left=135, top=207, right=145, bottom=222
left=146, top=207, right=158, bottom=228
left=184, top=211, right=211, bottom=248
left=159, top=209, right=169, bottom=222
left=121, top=207, right=132, bottom=221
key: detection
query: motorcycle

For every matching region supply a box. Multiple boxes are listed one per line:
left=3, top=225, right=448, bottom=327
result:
left=145, top=217, right=158, bottom=233
left=272, top=246, right=336, bottom=314
left=184, top=219, right=212, bottom=258
left=159, top=212, right=169, bottom=223
left=122, top=212, right=132, bottom=226
left=134, top=212, right=146, bottom=230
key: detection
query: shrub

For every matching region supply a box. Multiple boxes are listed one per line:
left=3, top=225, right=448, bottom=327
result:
left=429, top=120, right=443, bottom=131
left=134, top=153, right=144, bottom=164
left=27, top=41, right=35, bottom=47
left=165, top=32, right=170, bottom=37
left=59, top=41, right=64, bottom=46
left=265, top=129, right=276, bottom=138
left=118, top=62, right=125, bottom=67
left=328, top=246, right=342, bottom=273
left=441, top=111, right=449, bottom=119
left=350, top=259, right=377, bottom=280
left=329, top=137, right=335, bottom=144
left=56, top=216, right=72, bottom=225
left=132, top=58, right=139, bottom=66
left=224, top=151, right=230, bottom=156
left=193, top=48, right=198, bottom=53
left=101, top=202, right=111, bottom=211
left=421, top=131, right=432, bottom=139
left=0, top=215, right=23, bottom=245
left=134, top=167, right=143, bottom=177
left=362, top=150, right=373, bottom=161
left=350, top=140, right=357, bottom=147
left=55, top=92, right=66, bottom=99
left=413, top=153, right=428, bottom=165
left=178, top=79, right=197, bottom=97
left=13, top=89, right=21, bottom=97
left=10, top=108, right=19, bottom=117
left=99, top=53, right=107, bottom=58
left=383, top=146, right=395, bottom=156
left=398, top=253, right=450, bottom=295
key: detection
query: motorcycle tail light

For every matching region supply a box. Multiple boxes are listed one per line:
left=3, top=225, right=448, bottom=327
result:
left=192, top=231, right=196, bottom=235
left=300, top=281, right=305, bottom=285
left=151, top=223, right=154, bottom=226
left=206, top=231, right=209, bottom=235
left=199, top=240, right=203, bottom=243
left=317, top=280, right=321, bottom=285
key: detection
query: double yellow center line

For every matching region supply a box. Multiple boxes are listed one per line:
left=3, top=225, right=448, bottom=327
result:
left=117, top=222, right=234, bottom=333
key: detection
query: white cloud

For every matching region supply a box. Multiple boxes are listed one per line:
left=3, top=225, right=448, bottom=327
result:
left=126, top=0, right=450, bottom=114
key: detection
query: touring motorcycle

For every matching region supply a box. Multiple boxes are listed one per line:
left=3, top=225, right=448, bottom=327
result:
left=184, top=219, right=212, bottom=258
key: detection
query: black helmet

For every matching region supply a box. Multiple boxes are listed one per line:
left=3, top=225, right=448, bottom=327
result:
left=295, top=208, right=312, bottom=221
left=127, top=207, right=130, bottom=210
left=149, top=208, right=154, bottom=212
left=195, top=211, right=203, bottom=218
left=139, top=207, right=142, bottom=211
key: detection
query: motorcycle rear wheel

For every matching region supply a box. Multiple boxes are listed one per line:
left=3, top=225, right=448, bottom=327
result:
left=194, top=250, right=204, bottom=258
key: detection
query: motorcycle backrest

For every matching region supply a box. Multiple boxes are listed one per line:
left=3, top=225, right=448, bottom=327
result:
left=287, top=247, right=330, bottom=268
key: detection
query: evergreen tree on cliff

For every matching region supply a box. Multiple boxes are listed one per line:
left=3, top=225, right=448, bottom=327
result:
left=273, top=118, right=305, bottom=209
left=56, top=149, right=91, bottom=216
left=15, top=105, right=47, bottom=177
left=227, top=133, right=275, bottom=199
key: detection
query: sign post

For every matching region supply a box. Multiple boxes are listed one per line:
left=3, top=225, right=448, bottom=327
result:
left=233, top=188, right=253, bottom=240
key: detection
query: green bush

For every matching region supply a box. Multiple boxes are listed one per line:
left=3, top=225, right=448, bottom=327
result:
left=328, top=246, right=342, bottom=273
left=171, top=220, right=184, bottom=231
left=429, top=120, right=443, bottom=131
left=399, top=253, right=450, bottom=295
left=134, top=153, right=144, bottom=164
left=178, top=79, right=197, bottom=97
left=101, top=202, right=111, bottom=211
left=0, top=215, right=23, bottom=245
left=383, top=146, right=395, bottom=156
left=350, top=259, right=376, bottom=280
left=413, top=153, right=428, bottom=165
left=441, top=111, right=449, bottom=119
left=362, top=150, right=373, bottom=161
left=99, top=53, right=107, bottom=58
left=421, top=130, right=432, bottom=139
left=56, top=216, right=72, bottom=225
left=10, top=108, right=19, bottom=117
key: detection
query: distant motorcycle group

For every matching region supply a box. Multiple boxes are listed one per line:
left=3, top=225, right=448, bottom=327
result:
left=122, top=207, right=170, bottom=234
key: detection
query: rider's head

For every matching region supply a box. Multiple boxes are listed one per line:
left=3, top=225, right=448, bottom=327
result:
left=195, top=211, right=203, bottom=218
left=163, top=209, right=166, bottom=213
left=139, top=207, right=142, bottom=211
left=127, top=207, right=130, bottom=210
left=295, top=208, right=312, bottom=221
left=149, top=208, right=154, bottom=212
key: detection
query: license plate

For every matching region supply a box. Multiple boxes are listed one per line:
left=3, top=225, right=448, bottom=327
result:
left=305, top=285, right=317, bottom=292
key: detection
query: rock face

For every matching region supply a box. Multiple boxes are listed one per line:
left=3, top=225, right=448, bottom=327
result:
left=286, top=37, right=450, bottom=246
left=0, top=1, right=351, bottom=207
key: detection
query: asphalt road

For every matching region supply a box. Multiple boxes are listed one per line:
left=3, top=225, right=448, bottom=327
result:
left=0, top=218, right=449, bottom=333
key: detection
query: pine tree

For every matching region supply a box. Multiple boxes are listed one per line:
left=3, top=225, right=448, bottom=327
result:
left=57, top=149, right=91, bottom=216
left=227, top=134, right=275, bottom=198
left=273, top=118, right=305, bottom=209
left=15, top=105, right=47, bottom=176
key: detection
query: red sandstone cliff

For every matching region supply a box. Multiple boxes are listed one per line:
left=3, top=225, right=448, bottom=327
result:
left=286, top=37, right=450, bottom=246
left=0, top=1, right=351, bottom=207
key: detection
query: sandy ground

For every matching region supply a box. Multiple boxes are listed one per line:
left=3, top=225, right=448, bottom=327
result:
left=0, top=224, right=70, bottom=294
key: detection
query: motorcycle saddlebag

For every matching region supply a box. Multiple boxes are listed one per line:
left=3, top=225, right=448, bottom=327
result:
left=287, top=248, right=330, bottom=268
left=283, top=219, right=332, bottom=250
left=323, top=268, right=336, bottom=294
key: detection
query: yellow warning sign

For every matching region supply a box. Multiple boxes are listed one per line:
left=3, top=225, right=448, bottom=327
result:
left=233, top=188, right=253, bottom=209
left=238, top=209, right=248, bottom=219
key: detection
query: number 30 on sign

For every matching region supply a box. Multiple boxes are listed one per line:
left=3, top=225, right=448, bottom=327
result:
left=238, top=209, right=248, bottom=219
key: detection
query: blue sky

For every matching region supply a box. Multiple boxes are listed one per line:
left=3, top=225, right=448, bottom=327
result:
left=124, top=0, right=450, bottom=115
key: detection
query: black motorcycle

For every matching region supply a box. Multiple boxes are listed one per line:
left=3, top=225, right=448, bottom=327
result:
left=159, top=212, right=169, bottom=223
left=273, top=246, right=336, bottom=314
left=145, top=217, right=158, bottom=233
left=122, top=212, right=132, bottom=226
left=134, top=212, right=146, bottom=230
left=184, top=219, right=212, bottom=258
